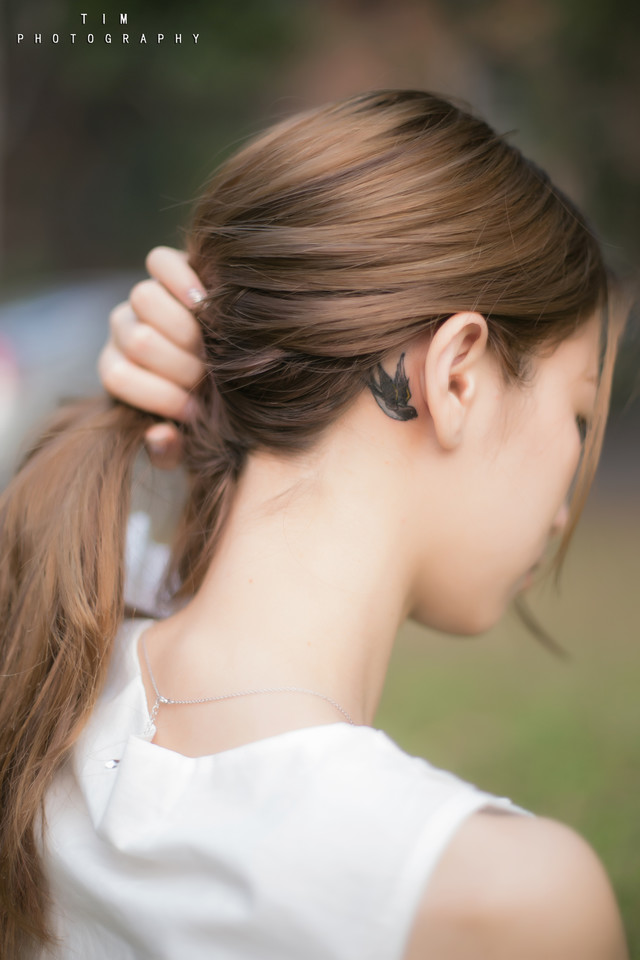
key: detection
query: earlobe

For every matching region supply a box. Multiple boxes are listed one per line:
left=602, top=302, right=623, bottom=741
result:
left=424, top=312, right=489, bottom=451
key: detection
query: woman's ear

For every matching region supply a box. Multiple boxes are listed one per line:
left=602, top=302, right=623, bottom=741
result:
left=423, top=312, right=489, bottom=450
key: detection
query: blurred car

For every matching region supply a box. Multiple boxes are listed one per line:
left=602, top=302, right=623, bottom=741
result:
left=0, top=273, right=139, bottom=487
left=0, top=336, right=19, bottom=447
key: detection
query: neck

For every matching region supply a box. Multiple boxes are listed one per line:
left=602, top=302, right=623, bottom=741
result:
left=158, top=425, right=415, bottom=727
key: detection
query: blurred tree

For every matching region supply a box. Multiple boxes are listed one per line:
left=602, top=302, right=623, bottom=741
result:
left=441, top=0, right=640, bottom=276
left=2, top=0, right=303, bottom=282
left=3, top=0, right=638, bottom=280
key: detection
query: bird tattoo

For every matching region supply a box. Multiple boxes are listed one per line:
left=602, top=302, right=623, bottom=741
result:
left=367, top=353, right=418, bottom=421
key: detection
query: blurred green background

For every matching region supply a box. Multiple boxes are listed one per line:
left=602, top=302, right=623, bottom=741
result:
left=1, top=0, right=639, bottom=951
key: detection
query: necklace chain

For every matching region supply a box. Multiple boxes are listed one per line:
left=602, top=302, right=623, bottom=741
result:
left=141, top=633, right=355, bottom=737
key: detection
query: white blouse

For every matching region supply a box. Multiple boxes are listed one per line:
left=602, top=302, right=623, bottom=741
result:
left=42, top=617, right=532, bottom=959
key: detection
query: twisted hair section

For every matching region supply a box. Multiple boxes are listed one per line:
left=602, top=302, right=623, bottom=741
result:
left=0, top=90, right=621, bottom=954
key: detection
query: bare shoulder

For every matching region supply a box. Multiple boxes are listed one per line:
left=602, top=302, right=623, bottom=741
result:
left=403, top=809, right=629, bottom=960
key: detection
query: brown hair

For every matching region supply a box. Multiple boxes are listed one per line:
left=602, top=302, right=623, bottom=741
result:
left=0, top=89, right=621, bottom=955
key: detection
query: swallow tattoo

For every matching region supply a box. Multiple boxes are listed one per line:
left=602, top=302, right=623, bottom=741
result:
left=367, top=353, right=418, bottom=421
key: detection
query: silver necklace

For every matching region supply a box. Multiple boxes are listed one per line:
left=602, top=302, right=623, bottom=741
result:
left=141, top=633, right=355, bottom=737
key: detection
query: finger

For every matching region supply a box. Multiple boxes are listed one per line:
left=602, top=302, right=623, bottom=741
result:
left=144, top=422, right=185, bottom=470
left=109, top=301, right=205, bottom=389
left=145, top=246, right=207, bottom=310
left=127, top=280, right=204, bottom=356
left=98, top=342, right=198, bottom=422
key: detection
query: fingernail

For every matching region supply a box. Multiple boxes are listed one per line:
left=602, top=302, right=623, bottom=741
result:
left=146, top=440, right=168, bottom=458
left=187, top=287, right=205, bottom=305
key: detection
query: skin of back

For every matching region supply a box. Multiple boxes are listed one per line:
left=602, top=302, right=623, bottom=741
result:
left=403, top=812, right=630, bottom=960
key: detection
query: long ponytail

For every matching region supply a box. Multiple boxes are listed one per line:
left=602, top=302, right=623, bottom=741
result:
left=0, top=396, right=153, bottom=955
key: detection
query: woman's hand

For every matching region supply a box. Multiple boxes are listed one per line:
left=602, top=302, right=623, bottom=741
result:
left=98, top=247, right=206, bottom=468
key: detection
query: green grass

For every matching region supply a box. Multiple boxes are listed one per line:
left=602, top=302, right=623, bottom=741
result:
left=374, top=503, right=640, bottom=955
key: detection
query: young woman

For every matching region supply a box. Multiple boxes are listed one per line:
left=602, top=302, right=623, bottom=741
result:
left=0, top=90, right=629, bottom=959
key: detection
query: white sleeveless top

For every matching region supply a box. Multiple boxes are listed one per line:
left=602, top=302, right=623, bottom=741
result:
left=42, top=618, right=533, bottom=959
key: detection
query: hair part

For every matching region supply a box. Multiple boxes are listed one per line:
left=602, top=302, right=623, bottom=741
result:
left=0, top=89, right=620, bottom=954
